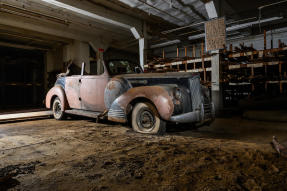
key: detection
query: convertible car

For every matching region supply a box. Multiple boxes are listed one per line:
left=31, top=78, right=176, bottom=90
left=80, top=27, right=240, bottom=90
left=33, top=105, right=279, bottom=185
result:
left=46, top=60, right=215, bottom=135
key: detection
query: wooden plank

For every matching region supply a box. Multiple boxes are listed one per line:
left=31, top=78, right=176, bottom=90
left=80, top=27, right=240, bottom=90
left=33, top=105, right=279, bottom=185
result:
left=228, top=47, right=287, bottom=58
left=0, top=111, right=52, bottom=122
left=192, top=45, right=196, bottom=57
left=228, top=61, right=281, bottom=70
left=264, top=30, right=267, bottom=50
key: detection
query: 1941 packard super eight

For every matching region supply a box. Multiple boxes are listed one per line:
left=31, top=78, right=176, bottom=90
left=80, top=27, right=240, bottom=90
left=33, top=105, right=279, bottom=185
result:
left=46, top=60, right=215, bottom=135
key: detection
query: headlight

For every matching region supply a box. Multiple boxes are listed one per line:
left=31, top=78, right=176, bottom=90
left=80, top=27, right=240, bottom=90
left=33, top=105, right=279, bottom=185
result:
left=173, top=88, right=182, bottom=100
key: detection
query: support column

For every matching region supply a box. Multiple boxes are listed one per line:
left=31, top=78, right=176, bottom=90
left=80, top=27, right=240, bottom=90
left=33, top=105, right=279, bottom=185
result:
left=97, top=51, right=104, bottom=75
left=211, top=51, right=223, bottom=115
left=139, top=38, right=145, bottom=70
left=89, top=40, right=109, bottom=75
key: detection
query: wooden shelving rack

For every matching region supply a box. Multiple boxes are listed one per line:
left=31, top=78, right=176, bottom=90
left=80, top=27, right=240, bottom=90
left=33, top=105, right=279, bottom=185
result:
left=221, top=31, right=287, bottom=106
left=146, top=43, right=212, bottom=86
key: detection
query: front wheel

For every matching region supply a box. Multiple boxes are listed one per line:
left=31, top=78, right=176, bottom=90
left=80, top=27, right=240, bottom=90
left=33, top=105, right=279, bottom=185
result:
left=52, top=97, right=66, bottom=120
left=131, top=102, right=166, bottom=135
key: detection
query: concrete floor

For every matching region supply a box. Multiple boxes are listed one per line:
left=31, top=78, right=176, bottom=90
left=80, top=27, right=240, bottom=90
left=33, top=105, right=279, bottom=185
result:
left=0, top=117, right=287, bottom=190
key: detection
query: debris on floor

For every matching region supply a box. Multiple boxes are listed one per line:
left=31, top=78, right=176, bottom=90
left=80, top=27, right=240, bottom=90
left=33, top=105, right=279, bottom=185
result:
left=0, top=161, right=41, bottom=190
left=0, top=119, right=287, bottom=190
left=272, top=136, right=287, bottom=158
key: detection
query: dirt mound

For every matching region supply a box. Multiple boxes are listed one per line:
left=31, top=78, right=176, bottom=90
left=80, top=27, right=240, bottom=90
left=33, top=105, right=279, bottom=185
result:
left=70, top=138, right=287, bottom=191
left=0, top=161, right=41, bottom=190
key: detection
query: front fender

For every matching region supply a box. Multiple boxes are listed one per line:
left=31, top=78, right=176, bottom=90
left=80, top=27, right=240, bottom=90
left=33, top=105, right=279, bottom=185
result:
left=45, top=85, right=69, bottom=110
left=109, top=86, right=174, bottom=122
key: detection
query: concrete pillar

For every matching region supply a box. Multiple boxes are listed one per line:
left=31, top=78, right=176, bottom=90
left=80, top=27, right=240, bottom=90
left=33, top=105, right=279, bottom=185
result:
left=143, top=21, right=148, bottom=70
left=73, top=41, right=90, bottom=73
left=97, top=51, right=104, bottom=75
left=211, top=51, right=223, bottom=115
left=63, top=41, right=90, bottom=73
left=89, top=40, right=109, bottom=75
left=139, top=38, right=145, bottom=70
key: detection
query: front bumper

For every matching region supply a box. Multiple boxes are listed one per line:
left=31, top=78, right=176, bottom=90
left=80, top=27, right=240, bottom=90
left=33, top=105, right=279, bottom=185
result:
left=169, top=103, right=215, bottom=123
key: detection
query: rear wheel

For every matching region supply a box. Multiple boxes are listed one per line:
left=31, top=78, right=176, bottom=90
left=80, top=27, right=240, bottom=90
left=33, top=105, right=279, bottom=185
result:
left=52, top=97, right=65, bottom=120
left=131, top=102, right=166, bottom=135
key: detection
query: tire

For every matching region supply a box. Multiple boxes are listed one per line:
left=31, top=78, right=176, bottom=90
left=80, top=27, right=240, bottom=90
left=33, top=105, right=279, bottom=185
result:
left=131, top=102, right=166, bottom=135
left=52, top=97, right=66, bottom=120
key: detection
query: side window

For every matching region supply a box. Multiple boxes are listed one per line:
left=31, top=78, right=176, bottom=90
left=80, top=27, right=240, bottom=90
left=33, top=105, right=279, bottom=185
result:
left=108, top=60, right=136, bottom=75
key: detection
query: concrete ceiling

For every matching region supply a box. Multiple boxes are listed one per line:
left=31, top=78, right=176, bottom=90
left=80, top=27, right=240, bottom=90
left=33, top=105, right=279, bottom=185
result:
left=117, top=0, right=208, bottom=26
left=0, top=24, right=72, bottom=50
left=1, top=0, right=287, bottom=51
left=128, top=0, right=287, bottom=48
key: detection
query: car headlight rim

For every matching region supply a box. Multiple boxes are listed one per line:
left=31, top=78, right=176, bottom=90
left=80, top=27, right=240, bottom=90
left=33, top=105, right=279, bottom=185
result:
left=174, top=88, right=182, bottom=100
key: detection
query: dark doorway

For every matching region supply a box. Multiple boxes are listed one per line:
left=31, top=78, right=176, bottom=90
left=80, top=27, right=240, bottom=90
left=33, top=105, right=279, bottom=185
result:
left=0, top=46, right=45, bottom=112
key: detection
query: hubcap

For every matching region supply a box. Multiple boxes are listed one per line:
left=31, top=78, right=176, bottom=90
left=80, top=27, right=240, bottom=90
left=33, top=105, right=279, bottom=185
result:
left=54, top=101, right=62, bottom=118
left=137, top=109, right=155, bottom=131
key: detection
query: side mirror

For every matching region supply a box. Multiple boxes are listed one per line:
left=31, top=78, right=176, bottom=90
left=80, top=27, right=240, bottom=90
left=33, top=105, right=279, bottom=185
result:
left=81, top=62, right=85, bottom=76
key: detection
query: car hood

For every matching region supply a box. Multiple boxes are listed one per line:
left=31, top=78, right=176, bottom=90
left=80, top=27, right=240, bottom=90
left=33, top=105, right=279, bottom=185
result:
left=114, top=72, right=199, bottom=88
left=115, top=72, right=198, bottom=79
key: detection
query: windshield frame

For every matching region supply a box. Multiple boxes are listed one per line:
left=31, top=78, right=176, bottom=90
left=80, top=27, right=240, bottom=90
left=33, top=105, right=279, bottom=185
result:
left=105, top=59, right=143, bottom=76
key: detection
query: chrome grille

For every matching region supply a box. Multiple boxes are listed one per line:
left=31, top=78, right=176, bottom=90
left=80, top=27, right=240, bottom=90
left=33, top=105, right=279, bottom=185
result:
left=108, top=109, right=126, bottom=119
left=189, top=77, right=202, bottom=111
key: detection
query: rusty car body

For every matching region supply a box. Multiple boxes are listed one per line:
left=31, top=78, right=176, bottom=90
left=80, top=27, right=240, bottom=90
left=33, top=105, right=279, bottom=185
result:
left=46, top=60, right=215, bottom=135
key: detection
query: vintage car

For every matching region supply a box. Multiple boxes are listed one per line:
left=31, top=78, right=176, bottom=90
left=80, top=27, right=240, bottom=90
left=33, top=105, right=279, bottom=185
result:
left=46, top=60, right=215, bottom=135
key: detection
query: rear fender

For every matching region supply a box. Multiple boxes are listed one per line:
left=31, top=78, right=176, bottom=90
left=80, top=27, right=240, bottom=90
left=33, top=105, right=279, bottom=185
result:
left=45, top=85, right=69, bottom=110
left=112, top=86, right=174, bottom=121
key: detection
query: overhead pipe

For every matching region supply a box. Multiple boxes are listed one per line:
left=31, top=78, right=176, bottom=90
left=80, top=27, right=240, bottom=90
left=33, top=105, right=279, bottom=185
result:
left=188, top=16, right=283, bottom=40
left=150, top=39, right=181, bottom=49
left=160, top=0, right=198, bottom=23
left=258, top=0, right=287, bottom=32
left=161, top=16, right=258, bottom=35
left=151, top=17, right=283, bottom=48
left=134, top=0, right=186, bottom=24
left=0, top=2, right=126, bottom=40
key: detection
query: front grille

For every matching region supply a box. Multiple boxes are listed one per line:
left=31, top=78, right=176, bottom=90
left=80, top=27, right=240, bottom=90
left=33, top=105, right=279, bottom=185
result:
left=203, top=103, right=213, bottom=119
left=108, top=109, right=126, bottom=119
left=189, top=77, right=202, bottom=111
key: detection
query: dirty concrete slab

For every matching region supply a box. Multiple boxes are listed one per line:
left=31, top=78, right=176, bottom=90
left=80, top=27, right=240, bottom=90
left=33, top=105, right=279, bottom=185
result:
left=0, top=118, right=287, bottom=190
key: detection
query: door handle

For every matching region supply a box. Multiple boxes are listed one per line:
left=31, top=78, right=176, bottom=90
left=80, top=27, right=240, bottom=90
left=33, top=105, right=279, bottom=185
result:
left=79, top=79, right=82, bottom=83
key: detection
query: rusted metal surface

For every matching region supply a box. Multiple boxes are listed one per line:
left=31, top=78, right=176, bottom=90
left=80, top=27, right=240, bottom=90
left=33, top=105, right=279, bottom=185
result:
left=116, top=86, right=174, bottom=121
left=170, top=110, right=201, bottom=123
left=45, top=85, right=69, bottom=110
left=104, top=78, right=131, bottom=109
left=108, top=116, right=126, bottom=123
left=80, top=73, right=109, bottom=112
left=65, top=76, right=81, bottom=109
left=46, top=61, right=214, bottom=125
left=65, top=109, right=101, bottom=118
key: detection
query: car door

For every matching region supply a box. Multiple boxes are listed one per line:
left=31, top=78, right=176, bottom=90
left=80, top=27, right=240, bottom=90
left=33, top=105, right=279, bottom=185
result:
left=65, top=76, right=82, bottom=109
left=80, top=73, right=109, bottom=112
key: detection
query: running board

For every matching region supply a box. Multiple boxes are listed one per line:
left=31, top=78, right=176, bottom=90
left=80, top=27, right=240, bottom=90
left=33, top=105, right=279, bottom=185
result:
left=65, top=109, right=101, bottom=118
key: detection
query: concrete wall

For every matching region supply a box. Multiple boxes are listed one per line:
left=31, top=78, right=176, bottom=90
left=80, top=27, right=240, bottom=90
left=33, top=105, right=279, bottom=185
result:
left=63, top=41, right=90, bottom=73
left=46, top=46, right=64, bottom=74
left=104, top=48, right=139, bottom=63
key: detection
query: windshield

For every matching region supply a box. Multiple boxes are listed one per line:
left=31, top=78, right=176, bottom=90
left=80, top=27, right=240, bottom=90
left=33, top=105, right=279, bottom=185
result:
left=107, top=60, right=142, bottom=75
